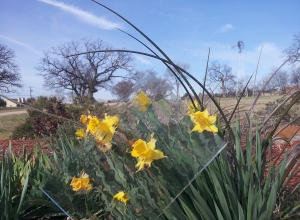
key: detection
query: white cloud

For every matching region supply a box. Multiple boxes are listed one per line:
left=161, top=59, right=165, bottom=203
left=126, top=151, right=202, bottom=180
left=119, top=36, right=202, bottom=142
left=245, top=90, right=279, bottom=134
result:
left=253, top=42, right=284, bottom=69
left=135, top=55, right=152, bottom=65
left=38, top=0, right=121, bottom=30
left=256, top=43, right=280, bottom=54
left=219, top=24, right=234, bottom=33
left=0, top=35, right=40, bottom=54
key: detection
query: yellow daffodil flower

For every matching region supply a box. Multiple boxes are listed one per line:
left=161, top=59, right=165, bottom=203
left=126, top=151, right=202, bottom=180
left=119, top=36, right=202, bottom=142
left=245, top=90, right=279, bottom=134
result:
left=76, top=113, right=95, bottom=139
left=187, top=101, right=200, bottom=114
left=80, top=114, right=89, bottom=124
left=87, top=114, right=119, bottom=152
left=70, top=172, right=92, bottom=192
left=77, top=113, right=119, bottom=152
left=131, top=133, right=167, bottom=172
left=75, top=128, right=86, bottom=139
left=113, top=191, right=130, bottom=205
left=87, top=116, right=100, bottom=134
left=132, top=90, right=152, bottom=112
left=79, top=112, right=94, bottom=125
left=190, top=109, right=218, bottom=133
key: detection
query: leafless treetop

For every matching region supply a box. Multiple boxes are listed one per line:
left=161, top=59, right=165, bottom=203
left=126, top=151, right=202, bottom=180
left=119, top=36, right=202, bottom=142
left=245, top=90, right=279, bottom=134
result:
left=283, top=32, right=300, bottom=64
left=0, top=44, right=22, bottom=93
left=36, top=38, right=133, bottom=102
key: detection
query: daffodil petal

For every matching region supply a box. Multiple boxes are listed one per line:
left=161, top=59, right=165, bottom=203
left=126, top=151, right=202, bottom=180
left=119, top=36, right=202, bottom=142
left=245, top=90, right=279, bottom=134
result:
left=113, top=191, right=130, bottom=205
left=75, top=128, right=86, bottom=139
left=131, top=139, right=148, bottom=157
left=150, top=149, right=167, bottom=160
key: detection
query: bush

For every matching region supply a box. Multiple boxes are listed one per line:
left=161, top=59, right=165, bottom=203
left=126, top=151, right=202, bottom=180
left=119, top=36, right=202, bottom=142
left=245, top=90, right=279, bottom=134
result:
left=261, top=95, right=300, bottom=124
left=11, top=118, right=35, bottom=139
left=12, top=96, right=111, bottom=139
left=67, top=96, right=110, bottom=120
left=0, top=97, right=6, bottom=107
left=12, top=96, right=71, bottom=138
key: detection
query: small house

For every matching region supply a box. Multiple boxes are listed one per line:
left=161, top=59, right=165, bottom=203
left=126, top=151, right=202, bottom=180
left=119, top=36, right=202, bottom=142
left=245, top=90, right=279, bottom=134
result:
left=4, top=97, right=26, bottom=107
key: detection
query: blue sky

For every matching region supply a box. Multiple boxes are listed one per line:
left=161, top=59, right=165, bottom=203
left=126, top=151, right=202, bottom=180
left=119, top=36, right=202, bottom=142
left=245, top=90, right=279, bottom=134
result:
left=1, top=0, right=299, bottom=100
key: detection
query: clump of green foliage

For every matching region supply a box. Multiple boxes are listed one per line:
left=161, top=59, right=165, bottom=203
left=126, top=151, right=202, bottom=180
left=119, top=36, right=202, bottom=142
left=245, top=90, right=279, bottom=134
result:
left=11, top=117, right=35, bottom=139
left=33, top=100, right=225, bottom=219
left=0, top=143, right=62, bottom=219
left=66, top=96, right=110, bottom=120
left=27, top=96, right=71, bottom=136
left=260, top=93, right=300, bottom=125
left=4, top=94, right=109, bottom=141
left=11, top=96, right=70, bottom=138
left=11, top=96, right=110, bottom=139
left=165, top=121, right=300, bottom=220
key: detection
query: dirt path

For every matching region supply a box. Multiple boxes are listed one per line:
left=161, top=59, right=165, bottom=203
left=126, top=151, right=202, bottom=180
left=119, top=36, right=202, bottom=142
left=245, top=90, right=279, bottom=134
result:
left=0, top=110, right=27, bottom=116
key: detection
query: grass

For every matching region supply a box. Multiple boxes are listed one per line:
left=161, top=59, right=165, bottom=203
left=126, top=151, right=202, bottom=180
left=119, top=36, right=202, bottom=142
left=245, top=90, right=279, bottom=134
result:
left=0, top=95, right=286, bottom=140
left=0, top=113, right=28, bottom=139
left=0, top=107, right=27, bottom=113
left=207, top=95, right=282, bottom=115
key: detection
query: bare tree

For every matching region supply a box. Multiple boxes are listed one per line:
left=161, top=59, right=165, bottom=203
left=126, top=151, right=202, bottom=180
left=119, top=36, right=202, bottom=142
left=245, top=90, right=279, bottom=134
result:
left=283, top=32, right=300, bottom=64
left=207, top=62, right=235, bottom=97
left=290, top=66, right=300, bottom=87
left=259, top=76, right=278, bottom=95
left=249, top=79, right=264, bottom=96
left=227, top=78, right=243, bottom=96
left=164, top=62, right=190, bottom=101
left=131, top=69, right=172, bottom=99
left=0, top=44, right=22, bottom=93
left=111, top=80, right=134, bottom=101
left=52, top=88, right=66, bottom=102
left=257, top=73, right=286, bottom=94
left=145, top=76, right=172, bottom=99
left=268, top=69, right=289, bottom=93
left=37, top=38, right=133, bottom=102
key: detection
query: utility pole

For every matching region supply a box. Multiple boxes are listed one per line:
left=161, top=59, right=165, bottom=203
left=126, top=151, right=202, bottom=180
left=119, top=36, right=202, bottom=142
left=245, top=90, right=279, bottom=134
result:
left=30, top=87, right=33, bottom=98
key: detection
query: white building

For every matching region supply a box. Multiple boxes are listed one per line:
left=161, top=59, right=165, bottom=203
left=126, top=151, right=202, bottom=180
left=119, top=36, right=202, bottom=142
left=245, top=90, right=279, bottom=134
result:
left=4, top=97, right=26, bottom=107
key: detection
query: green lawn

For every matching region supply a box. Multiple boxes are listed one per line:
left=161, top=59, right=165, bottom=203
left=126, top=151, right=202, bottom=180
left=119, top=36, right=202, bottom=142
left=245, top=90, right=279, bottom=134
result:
left=0, top=107, right=28, bottom=113
left=0, top=113, right=28, bottom=139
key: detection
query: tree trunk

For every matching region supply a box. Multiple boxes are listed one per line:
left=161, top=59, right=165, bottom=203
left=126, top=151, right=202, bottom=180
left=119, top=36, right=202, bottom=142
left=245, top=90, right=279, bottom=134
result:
left=87, top=90, right=95, bottom=102
left=221, top=80, right=226, bottom=98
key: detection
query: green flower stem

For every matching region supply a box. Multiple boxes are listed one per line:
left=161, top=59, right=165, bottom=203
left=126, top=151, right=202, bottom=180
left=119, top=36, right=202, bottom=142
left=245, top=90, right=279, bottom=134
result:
left=116, top=28, right=197, bottom=109
left=92, top=0, right=201, bottom=110
left=242, top=58, right=290, bottom=131
left=67, top=49, right=234, bottom=142
left=201, top=48, right=210, bottom=107
left=263, top=91, right=300, bottom=150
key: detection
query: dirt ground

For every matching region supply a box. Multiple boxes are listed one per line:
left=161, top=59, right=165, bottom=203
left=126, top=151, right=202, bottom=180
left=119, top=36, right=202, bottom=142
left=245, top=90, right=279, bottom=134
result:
left=0, top=110, right=27, bottom=116
left=0, top=139, right=53, bottom=158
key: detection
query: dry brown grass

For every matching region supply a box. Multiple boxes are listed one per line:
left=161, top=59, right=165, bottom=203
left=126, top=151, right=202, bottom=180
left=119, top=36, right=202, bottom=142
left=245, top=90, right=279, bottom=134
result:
left=207, top=95, right=282, bottom=114
left=0, top=113, right=28, bottom=139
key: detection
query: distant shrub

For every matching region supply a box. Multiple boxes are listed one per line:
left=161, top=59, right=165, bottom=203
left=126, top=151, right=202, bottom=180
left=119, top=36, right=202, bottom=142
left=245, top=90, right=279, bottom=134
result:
left=11, top=118, right=35, bottom=139
left=12, top=96, right=71, bottom=138
left=261, top=97, right=300, bottom=124
left=29, top=96, right=71, bottom=136
left=67, top=96, right=110, bottom=120
left=0, top=98, right=6, bottom=107
left=12, top=96, right=111, bottom=139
